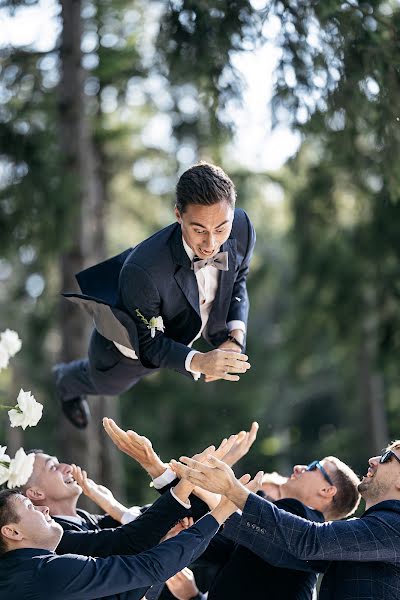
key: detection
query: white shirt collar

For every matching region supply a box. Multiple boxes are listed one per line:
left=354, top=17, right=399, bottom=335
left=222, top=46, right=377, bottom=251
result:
left=182, top=236, right=195, bottom=261
left=53, top=514, right=83, bottom=525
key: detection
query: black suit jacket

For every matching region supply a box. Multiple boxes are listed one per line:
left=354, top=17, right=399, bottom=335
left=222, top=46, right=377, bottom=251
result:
left=54, top=508, right=121, bottom=532
left=0, top=515, right=220, bottom=600
left=55, top=490, right=190, bottom=557
left=207, top=498, right=324, bottom=600
left=66, top=208, right=255, bottom=375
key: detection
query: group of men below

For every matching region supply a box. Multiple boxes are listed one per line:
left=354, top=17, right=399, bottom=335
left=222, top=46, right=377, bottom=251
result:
left=0, top=418, right=400, bottom=600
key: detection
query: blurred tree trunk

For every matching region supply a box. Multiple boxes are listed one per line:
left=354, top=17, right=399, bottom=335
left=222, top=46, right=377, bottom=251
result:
left=358, top=295, right=389, bottom=454
left=56, top=0, right=123, bottom=508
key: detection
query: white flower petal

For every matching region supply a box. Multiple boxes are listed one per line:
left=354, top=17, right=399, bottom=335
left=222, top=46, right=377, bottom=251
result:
left=0, top=464, right=10, bottom=486
left=0, top=446, right=10, bottom=463
left=0, top=329, right=22, bottom=358
left=9, top=390, right=43, bottom=430
left=7, top=448, right=35, bottom=488
left=0, top=343, right=9, bottom=371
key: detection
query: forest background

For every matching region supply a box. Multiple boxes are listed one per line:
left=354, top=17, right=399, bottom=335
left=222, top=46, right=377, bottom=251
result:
left=1, top=0, right=399, bottom=510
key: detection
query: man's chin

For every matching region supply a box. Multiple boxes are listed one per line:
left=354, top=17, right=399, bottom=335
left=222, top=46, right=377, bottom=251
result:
left=358, top=479, right=372, bottom=496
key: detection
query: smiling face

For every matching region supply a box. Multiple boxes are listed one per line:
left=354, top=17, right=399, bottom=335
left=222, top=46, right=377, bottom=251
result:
left=1, top=494, right=63, bottom=552
left=280, top=459, right=337, bottom=508
left=175, top=201, right=234, bottom=259
left=358, top=447, right=400, bottom=508
left=24, top=453, right=81, bottom=514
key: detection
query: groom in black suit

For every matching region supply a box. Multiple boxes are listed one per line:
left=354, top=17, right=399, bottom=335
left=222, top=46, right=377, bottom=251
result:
left=54, top=162, right=255, bottom=428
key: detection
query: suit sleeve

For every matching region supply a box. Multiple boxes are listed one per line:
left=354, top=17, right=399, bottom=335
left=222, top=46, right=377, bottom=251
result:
left=41, top=515, right=220, bottom=600
left=227, top=210, right=256, bottom=331
left=223, top=492, right=398, bottom=565
left=222, top=497, right=325, bottom=573
left=119, top=262, right=192, bottom=371
left=56, top=489, right=190, bottom=557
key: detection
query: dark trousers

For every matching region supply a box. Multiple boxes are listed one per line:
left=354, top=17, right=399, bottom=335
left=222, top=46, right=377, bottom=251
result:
left=54, top=330, right=155, bottom=400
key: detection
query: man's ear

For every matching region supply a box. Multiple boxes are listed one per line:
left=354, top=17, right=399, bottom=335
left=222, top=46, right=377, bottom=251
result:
left=320, top=485, right=337, bottom=500
left=25, top=487, right=46, bottom=502
left=1, top=523, right=23, bottom=542
left=175, top=206, right=182, bottom=224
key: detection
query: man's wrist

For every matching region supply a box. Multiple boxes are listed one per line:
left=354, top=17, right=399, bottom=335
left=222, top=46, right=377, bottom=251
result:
left=226, top=334, right=244, bottom=352
left=227, top=480, right=250, bottom=510
left=146, top=460, right=169, bottom=480
left=173, top=478, right=195, bottom=504
left=190, top=352, right=204, bottom=373
left=210, top=498, right=237, bottom=525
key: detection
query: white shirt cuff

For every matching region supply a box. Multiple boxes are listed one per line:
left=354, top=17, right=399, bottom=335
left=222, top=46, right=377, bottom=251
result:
left=120, top=506, right=142, bottom=525
left=170, top=487, right=191, bottom=509
left=185, top=350, right=201, bottom=381
left=152, top=467, right=177, bottom=489
left=227, top=320, right=246, bottom=333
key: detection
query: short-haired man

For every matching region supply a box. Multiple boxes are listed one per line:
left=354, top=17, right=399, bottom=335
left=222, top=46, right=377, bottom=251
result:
left=54, top=162, right=255, bottom=428
left=205, top=457, right=360, bottom=600
left=0, top=487, right=242, bottom=600
left=21, top=438, right=230, bottom=558
left=172, top=441, right=400, bottom=600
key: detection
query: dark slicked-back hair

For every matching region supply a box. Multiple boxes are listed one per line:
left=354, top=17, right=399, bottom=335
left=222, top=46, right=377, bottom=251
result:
left=0, top=489, right=20, bottom=555
left=176, top=162, right=236, bottom=213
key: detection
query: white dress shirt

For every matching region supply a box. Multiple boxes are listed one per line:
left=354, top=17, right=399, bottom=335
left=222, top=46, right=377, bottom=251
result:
left=113, top=237, right=246, bottom=378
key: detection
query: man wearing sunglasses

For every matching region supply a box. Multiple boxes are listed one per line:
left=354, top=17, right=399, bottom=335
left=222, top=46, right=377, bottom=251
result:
left=172, top=441, right=400, bottom=600
left=201, top=456, right=360, bottom=600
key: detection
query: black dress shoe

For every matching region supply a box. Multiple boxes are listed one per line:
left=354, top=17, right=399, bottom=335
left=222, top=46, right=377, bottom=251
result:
left=61, top=397, right=91, bottom=429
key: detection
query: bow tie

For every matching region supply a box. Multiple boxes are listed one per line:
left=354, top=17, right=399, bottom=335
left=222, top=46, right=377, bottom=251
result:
left=192, top=251, right=229, bottom=273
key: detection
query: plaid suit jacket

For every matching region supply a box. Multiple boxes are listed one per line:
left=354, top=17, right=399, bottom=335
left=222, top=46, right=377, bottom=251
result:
left=223, top=493, right=400, bottom=600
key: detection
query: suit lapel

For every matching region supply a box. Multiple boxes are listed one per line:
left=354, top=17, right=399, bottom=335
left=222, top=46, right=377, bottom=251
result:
left=169, top=226, right=200, bottom=316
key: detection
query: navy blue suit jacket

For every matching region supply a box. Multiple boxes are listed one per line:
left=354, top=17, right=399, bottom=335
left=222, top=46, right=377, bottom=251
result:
left=207, top=498, right=324, bottom=600
left=223, top=493, right=400, bottom=600
left=0, top=514, right=219, bottom=600
left=54, top=489, right=189, bottom=558
left=67, top=209, right=255, bottom=374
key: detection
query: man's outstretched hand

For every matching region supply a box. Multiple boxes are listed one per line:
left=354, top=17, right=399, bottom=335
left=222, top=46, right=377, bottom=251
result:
left=170, top=455, right=263, bottom=511
left=71, top=464, right=129, bottom=523
left=222, top=422, right=259, bottom=467
left=103, top=418, right=167, bottom=479
left=191, top=349, right=250, bottom=382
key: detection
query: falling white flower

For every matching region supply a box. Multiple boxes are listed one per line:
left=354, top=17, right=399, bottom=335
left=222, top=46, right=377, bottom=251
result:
left=0, top=343, right=9, bottom=371
left=0, top=464, right=9, bottom=486
left=0, top=446, right=11, bottom=486
left=0, top=446, right=10, bottom=463
left=7, top=448, right=35, bottom=488
left=8, top=389, right=43, bottom=430
left=0, top=329, right=22, bottom=358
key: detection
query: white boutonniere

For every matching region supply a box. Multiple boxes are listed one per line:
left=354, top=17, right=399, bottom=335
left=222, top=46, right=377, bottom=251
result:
left=135, top=310, right=165, bottom=338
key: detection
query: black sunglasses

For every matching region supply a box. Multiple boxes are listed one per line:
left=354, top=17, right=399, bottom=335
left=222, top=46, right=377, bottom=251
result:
left=380, top=450, right=400, bottom=466
left=305, top=460, right=334, bottom=486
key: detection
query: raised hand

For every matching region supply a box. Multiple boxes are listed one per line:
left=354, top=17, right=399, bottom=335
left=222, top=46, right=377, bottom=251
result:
left=102, top=417, right=167, bottom=479
left=222, top=422, right=259, bottom=467
left=171, top=454, right=263, bottom=499
left=170, top=455, right=238, bottom=496
left=71, top=464, right=128, bottom=523
left=160, top=517, right=194, bottom=543
left=166, top=568, right=200, bottom=600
